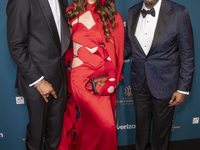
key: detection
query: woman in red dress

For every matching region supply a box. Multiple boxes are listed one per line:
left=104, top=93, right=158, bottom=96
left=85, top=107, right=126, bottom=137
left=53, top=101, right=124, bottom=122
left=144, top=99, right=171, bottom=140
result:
left=58, top=0, right=124, bottom=149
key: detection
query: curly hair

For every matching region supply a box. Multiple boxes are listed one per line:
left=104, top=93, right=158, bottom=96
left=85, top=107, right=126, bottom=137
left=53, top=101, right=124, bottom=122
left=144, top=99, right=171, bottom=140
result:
left=67, top=0, right=117, bottom=41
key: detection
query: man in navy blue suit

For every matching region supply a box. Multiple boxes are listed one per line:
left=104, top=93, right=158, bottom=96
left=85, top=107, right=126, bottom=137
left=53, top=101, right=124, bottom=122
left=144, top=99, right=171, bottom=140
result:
left=124, top=0, right=194, bottom=150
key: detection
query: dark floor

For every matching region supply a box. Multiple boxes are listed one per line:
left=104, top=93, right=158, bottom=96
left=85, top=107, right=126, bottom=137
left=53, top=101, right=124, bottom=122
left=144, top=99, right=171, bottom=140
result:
left=118, top=139, right=200, bottom=150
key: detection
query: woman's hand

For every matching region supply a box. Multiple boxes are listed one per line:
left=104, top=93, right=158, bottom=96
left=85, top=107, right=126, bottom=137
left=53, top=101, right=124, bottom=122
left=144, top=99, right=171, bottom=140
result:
left=98, top=79, right=115, bottom=96
left=98, top=57, right=116, bottom=96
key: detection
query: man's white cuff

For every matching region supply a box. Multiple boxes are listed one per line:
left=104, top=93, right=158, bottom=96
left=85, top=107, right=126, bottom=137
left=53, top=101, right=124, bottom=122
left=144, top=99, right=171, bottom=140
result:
left=29, top=76, right=44, bottom=87
left=177, top=90, right=189, bottom=95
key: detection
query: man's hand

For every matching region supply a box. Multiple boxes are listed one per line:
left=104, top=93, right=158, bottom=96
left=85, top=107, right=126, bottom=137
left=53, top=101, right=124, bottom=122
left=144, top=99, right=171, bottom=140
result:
left=36, top=80, right=57, bottom=102
left=169, top=91, right=186, bottom=107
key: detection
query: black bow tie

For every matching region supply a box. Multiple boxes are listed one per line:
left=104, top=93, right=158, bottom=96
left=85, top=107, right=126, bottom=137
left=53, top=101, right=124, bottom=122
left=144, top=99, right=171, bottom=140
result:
left=141, top=8, right=155, bottom=18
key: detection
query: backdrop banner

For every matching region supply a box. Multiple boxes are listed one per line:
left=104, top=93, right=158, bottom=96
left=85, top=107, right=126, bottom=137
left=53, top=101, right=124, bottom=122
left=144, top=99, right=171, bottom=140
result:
left=0, top=0, right=200, bottom=149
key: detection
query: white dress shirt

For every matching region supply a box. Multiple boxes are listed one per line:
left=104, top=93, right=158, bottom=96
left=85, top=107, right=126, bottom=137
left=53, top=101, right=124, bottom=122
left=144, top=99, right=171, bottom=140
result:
left=48, top=0, right=61, bottom=40
left=29, top=0, right=61, bottom=87
left=135, top=0, right=161, bottom=55
left=135, top=0, right=189, bottom=95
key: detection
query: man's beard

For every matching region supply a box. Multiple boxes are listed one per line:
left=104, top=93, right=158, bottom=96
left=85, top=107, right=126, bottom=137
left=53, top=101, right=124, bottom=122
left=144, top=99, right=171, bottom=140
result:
left=143, top=0, right=159, bottom=6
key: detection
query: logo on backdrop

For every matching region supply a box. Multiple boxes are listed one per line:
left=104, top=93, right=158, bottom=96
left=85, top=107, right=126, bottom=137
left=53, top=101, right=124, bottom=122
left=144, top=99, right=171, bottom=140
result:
left=117, top=124, right=136, bottom=130
left=124, top=21, right=126, bottom=27
left=0, top=133, right=3, bottom=138
left=124, top=59, right=131, bottom=63
left=124, top=86, right=132, bottom=97
left=193, top=117, right=199, bottom=124
left=16, top=96, right=25, bottom=104
left=171, top=117, right=180, bottom=131
left=117, top=85, right=134, bottom=105
left=119, top=85, right=134, bottom=105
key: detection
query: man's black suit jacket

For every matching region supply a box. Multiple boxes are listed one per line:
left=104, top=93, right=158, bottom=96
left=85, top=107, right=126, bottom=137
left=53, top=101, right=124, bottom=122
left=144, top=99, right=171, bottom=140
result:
left=7, top=0, right=70, bottom=100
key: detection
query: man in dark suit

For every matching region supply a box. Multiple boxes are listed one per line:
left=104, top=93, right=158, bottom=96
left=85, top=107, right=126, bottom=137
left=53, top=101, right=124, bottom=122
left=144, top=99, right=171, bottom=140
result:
left=6, top=0, right=70, bottom=149
left=124, top=0, right=194, bottom=150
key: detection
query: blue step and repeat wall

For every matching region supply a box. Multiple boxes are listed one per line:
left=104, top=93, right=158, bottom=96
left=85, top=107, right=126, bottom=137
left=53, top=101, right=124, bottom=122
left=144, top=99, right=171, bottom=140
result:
left=0, top=0, right=200, bottom=149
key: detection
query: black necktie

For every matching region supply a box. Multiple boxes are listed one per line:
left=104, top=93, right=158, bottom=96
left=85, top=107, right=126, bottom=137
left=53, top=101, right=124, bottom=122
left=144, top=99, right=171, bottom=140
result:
left=141, top=8, right=155, bottom=18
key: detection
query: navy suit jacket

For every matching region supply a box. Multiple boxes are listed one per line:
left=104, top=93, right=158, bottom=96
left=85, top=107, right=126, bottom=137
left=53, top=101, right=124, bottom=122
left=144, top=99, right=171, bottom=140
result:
left=124, top=0, right=194, bottom=99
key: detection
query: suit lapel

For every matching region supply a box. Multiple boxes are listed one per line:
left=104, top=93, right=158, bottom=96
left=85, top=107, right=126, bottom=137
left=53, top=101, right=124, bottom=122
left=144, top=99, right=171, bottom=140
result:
left=58, top=0, right=70, bottom=56
left=130, top=3, right=146, bottom=57
left=38, top=0, right=61, bottom=50
left=130, top=3, right=142, bottom=36
left=147, top=0, right=173, bottom=56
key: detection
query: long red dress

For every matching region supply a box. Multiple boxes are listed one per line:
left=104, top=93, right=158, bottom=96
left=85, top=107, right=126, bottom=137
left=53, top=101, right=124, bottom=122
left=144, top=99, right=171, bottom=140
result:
left=57, top=2, right=124, bottom=150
